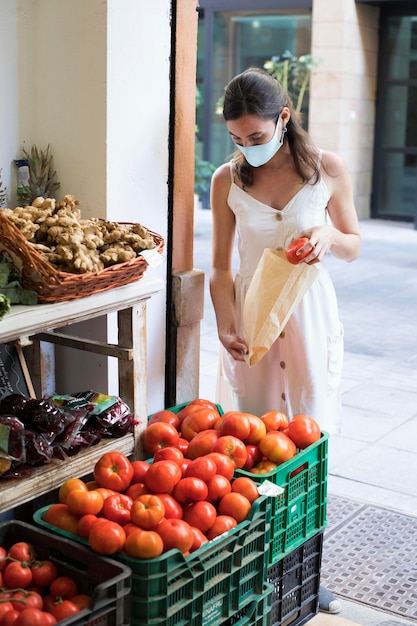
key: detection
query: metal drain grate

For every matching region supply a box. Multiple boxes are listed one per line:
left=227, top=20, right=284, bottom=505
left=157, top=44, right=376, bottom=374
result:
left=321, top=496, right=417, bottom=622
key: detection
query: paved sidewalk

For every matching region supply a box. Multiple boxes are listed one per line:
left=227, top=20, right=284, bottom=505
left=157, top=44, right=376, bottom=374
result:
left=195, top=208, right=417, bottom=625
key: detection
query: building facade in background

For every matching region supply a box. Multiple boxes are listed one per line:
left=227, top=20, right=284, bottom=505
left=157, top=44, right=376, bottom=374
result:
left=196, top=0, right=417, bottom=224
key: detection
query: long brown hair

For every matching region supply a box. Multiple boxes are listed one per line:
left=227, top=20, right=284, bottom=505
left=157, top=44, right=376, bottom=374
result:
left=222, top=67, right=319, bottom=188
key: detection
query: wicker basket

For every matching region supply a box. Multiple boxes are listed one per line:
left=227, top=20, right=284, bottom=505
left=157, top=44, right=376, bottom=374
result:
left=0, top=211, right=164, bottom=304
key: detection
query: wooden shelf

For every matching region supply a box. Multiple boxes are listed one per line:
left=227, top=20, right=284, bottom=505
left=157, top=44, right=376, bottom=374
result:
left=0, top=276, right=164, bottom=515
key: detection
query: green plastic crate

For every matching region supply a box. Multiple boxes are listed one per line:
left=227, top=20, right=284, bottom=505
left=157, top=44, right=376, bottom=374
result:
left=225, top=582, right=273, bottom=626
left=34, top=495, right=270, bottom=626
left=235, top=432, right=328, bottom=565
left=268, top=532, right=323, bottom=626
left=0, top=520, right=131, bottom=626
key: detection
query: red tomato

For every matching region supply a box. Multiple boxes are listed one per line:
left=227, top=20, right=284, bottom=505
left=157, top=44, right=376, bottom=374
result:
left=124, top=529, right=164, bottom=559
left=251, top=460, right=278, bottom=474
left=2, top=609, right=20, bottom=625
left=50, top=600, right=80, bottom=621
left=181, top=458, right=192, bottom=476
left=259, top=431, right=297, bottom=464
left=125, top=482, right=149, bottom=500
left=231, top=477, right=259, bottom=504
left=11, top=590, right=43, bottom=612
left=144, top=460, right=182, bottom=493
left=177, top=403, right=202, bottom=423
left=172, top=477, right=208, bottom=504
left=94, top=487, right=116, bottom=501
left=71, top=594, right=90, bottom=610
left=31, top=561, right=58, bottom=588
left=66, top=489, right=104, bottom=517
left=49, top=576, right=78, bottom=600
left=189, top=527, right=208, bottom=552
left=286, top=237, right=311, bottom=264
left=148, top=409, right=180, bottom=430
left=93, top=452, right=134, bottom=492
left=157, top=493, right=183, bottom=519
left=155, top=519, right=194, bottom=554
left=0, top=545, right=8, bottom=571
left=130, top=460, right=150, bottom=484
left=184, top=456, right=217, bottom=481
left=243, top=444, right=263, bottom=470
left=185, top=429, right=220, bottom=459
left=204, top=452, right=235, bottom=480
left=0, top=600, right=14, bottom=621
left=88, top=521, right=126, bottom=555
left=218, top=492, right=251, bottom=524
left=143, top=422, right=180, bottom=456
left=183, top=501, right=217, bottom=532
left=205, top=515, right=237, bottom=540
left=130, top=494, right=165, bottom=529
left=77, top=514, right=102, bottom=540
left=246, top=415, right=267, bottom=444
left=181, top=408, right=220, bottom=441
left=286, top=414, right=321, bottom=449
left=3, top=562, right=33, bottom=589
left=260, top=410, right=289, bottom=432
left=14, top=607, right=57, bottom=626
left=188, top=398, right=220, bottom=413
left=205, top=474, right=232, bottom=502
left=177, top=437, right=189, bottom=455
left=8, top=542, right=33, bottom=563
left=218, top=412, right=251, bottom=440
left=101, top=493, right=133, bottom=525
left=58, top=478, right=88, bottom=505
left=211, top=435, right=248, bottom=469
left=153, top=446, right=184, bottom=466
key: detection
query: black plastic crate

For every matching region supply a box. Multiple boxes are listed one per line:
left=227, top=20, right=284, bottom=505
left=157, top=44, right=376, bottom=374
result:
left=0, top=520, right=131, bottom=625
left=268, top=532, right=323, bottom=626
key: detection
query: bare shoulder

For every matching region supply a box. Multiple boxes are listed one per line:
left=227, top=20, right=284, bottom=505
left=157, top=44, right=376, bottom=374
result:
left=320, top=149, right=352, bottom=193
left=212, top=162, right=232, bottom=184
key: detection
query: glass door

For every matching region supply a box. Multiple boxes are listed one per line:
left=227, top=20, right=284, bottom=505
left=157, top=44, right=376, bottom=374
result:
left=373, top=10, right=417, bottom=222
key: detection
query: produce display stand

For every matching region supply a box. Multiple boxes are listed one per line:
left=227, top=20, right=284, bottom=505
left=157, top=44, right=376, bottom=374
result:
left=0, top=276, right=164, bottom=515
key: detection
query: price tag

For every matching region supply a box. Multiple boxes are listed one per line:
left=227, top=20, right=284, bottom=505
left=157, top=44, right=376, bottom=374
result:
left=139, top=248, right=166, bottom=268
left=257, top=480, right=284, bottom=497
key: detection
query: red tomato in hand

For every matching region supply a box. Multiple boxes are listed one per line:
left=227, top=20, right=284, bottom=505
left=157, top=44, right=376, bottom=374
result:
left=286, top=237, right=311, bottom=264
left=143, top=422, right=180, bottom=455
left=259, top=431, right=297, bottom=464
left=101, top=493, right=133, bottom=525
left=286, top=414, right=321, bottom=449
left=93, top=452, right=134, bottom=492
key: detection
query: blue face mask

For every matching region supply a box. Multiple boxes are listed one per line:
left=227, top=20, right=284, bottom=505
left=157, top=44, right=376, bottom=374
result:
left=234, top=119, right=287, bottom=167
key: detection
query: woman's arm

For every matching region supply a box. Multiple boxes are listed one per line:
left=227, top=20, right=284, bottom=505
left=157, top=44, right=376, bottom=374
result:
left=297, top=150, right=361, bottom=264
left=209, top=164, right=248, bottom=361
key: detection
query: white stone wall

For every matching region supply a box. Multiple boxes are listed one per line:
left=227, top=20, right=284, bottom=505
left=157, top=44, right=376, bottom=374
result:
left=309, top=0, right=380, bottom=219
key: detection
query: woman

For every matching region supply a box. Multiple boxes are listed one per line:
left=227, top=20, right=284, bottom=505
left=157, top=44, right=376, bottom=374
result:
left=209, top=68, right=361, bottom=614
left=210, top=67, right=361, bottom=436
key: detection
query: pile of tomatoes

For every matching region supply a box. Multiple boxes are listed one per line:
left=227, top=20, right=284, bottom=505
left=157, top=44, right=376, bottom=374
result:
left=145, top=399, right=321, bottom=475
left=41, top=399, right=321, bottom=562
left=0, top=541, right=90, bottom=625
left=42, top=446, right=260, bottom=561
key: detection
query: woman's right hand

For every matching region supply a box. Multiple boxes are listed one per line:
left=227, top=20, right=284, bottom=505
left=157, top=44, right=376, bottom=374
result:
left=220, top=333, right=248, bottom=361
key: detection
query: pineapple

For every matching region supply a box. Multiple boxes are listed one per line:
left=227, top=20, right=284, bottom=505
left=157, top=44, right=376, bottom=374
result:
left=19, top=144, right=60, bottom=206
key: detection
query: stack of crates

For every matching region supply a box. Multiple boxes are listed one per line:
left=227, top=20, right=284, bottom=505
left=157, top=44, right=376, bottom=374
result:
left=35, top=496, right=272, bottom=626
left=235, top=432, right=329, bottom=626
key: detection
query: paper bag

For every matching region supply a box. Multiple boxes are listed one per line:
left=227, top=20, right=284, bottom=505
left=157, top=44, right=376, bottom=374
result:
left=243, top=248, right=319, bottom=367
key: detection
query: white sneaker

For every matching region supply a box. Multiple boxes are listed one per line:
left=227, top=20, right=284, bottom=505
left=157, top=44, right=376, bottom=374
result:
left=319, top=587, right=342, bottom=614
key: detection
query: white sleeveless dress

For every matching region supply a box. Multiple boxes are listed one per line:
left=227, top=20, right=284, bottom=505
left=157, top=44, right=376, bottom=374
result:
left=216, top=158, right=344, bottom=434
